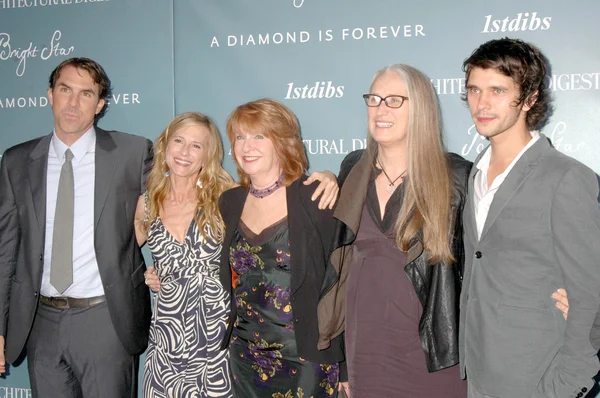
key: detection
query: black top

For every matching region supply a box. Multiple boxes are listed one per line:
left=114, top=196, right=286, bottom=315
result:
left=366, top=168, right=406, bottom=233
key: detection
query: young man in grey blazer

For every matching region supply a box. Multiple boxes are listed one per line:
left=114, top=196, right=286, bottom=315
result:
left=459, top=38, right=600, bottom=398
left=0, top=58, right=152, bottom=397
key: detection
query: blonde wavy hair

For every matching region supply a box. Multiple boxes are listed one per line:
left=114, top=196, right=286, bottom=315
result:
left=145, top=112, right=234, bottom=239
left=367, top=64, right=453, bottom=264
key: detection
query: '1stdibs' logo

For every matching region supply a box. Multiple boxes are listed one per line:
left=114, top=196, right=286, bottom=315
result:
left=482, top=12, right=551, bottom=33
left=285, top=81, right=344, bottom=99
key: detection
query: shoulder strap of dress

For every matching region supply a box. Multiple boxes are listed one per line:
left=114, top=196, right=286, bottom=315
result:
left=143, top=191, right=150, bottom=223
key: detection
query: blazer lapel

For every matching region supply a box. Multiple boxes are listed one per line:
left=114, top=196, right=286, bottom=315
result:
left=218, top=187, right=248, bottom=292
left=94, top=128, right=118, bottom=229
left=287, top=179, right=307, bottom=294
left=222, top=188, right=247, bottom=247
left=463, top=149, right=485, bottom=242
left=28, top=134, right=52, bottom=234
left=333, top=151, right=371, bottom=235
left=478, top=135, right=551, bottom=241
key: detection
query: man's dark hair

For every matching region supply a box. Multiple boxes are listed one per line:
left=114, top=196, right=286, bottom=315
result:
left=49, top=57, right=111, bottom=100
left=462, top=38, right=551, bottom=131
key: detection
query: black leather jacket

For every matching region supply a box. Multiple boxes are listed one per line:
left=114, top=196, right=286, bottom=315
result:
left=337, top=150, right=472, bottom=372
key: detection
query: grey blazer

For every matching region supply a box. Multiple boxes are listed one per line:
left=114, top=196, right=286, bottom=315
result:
left=0, top=128, right=153, bottom=362
left=459, top=134, right=600, bottom=398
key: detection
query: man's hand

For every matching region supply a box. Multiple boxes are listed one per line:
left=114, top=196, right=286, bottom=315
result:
left=304, top=170, right=339, bottom=210
left=144, top=266, right=160, bottom=293
left=0, top=335, right=6, bottom=375
left=552, top=288, right=569, bottom=320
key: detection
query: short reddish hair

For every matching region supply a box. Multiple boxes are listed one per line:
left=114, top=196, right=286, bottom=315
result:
left=226, top=98, right=307, bottom=188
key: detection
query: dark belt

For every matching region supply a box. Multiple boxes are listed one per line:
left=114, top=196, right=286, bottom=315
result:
left=39, top=295, right=106, bottom=309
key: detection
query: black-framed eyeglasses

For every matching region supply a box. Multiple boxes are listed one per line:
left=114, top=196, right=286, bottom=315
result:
left=362, top=94, right=409, bottom=109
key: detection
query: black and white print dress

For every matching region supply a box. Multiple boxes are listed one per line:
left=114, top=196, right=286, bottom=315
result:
left=142, top=213, right=232, bottom=398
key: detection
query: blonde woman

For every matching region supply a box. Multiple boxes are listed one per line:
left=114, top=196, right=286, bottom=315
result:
left=134, top=112, right=234, bottom=397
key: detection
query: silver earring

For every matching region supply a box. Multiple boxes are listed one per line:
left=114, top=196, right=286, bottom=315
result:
left=197, top=178, right=203, bottom=188
left=164, top=169, right=170, bottom=177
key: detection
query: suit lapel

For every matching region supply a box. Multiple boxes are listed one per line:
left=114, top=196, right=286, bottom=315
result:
left=94, top=128, right=118, bottom=229
left=28, top=134, right=52, bottom=234
left=479, top=135, right=551, bottom=241
left=463, top=149, right=485, bottom=242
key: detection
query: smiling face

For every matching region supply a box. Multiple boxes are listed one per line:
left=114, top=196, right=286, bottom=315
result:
left=164, top=123, right=209, bottom=178
left=233, top=130, right=281, bottom=186
left=48, top=65, right=105, bottom=144
left=367, top=70, right=410, bottom=148
left=466, top=67, right=531, bottom=140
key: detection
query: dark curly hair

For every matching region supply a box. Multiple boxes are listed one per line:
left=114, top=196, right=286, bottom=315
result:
left=49, top=57, right=112, bottom=100
left=461, top=38, right=551, bottom=131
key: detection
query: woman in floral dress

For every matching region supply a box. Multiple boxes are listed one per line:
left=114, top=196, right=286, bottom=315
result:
left=218, top=99, right=346, bottom=397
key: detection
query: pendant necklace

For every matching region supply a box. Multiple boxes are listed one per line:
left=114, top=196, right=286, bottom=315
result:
left=377, top=160, right=407, bottom=194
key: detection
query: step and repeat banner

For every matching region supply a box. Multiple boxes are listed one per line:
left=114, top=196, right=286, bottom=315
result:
left=173, top=0, right=600, bottom=174
left=1, top=0, right=599, bottom=396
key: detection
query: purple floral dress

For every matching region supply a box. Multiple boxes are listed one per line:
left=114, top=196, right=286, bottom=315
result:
left=229, top=218, right=339, bottom=398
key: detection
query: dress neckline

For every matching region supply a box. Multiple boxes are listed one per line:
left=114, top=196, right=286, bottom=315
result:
left=238, top=217, right=287, bottom=246
left=157, top=216, right=195, bottom=246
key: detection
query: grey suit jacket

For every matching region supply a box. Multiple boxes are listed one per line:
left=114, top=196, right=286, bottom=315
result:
left=0, top=128, right=153, bottom=362
left=459, top=134, right=600, bottom=398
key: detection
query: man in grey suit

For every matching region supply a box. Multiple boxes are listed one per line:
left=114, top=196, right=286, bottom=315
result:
left=0, top=58, right=152, bottom=397
left=459, top=38, right=600, bottom=398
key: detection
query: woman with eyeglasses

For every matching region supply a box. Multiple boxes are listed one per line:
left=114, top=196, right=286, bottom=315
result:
left=316, top=64, right=573, bottom=398
left=318, top=64, right=471, bottom=397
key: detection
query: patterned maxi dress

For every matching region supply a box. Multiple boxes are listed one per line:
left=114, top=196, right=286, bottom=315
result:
left=142, top=214, right=232, bottom=398
left=228, top=218, right=339, bottom=398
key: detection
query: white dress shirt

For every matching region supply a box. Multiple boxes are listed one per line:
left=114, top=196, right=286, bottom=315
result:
left=473, top=131, right=540, bottom=240
left=42, top=127, right=104, bottom=298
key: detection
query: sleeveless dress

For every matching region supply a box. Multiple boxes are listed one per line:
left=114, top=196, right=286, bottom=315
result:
left=228, top=218, right=339, bottom=398
left=142, top=213, right=232, bottom=398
